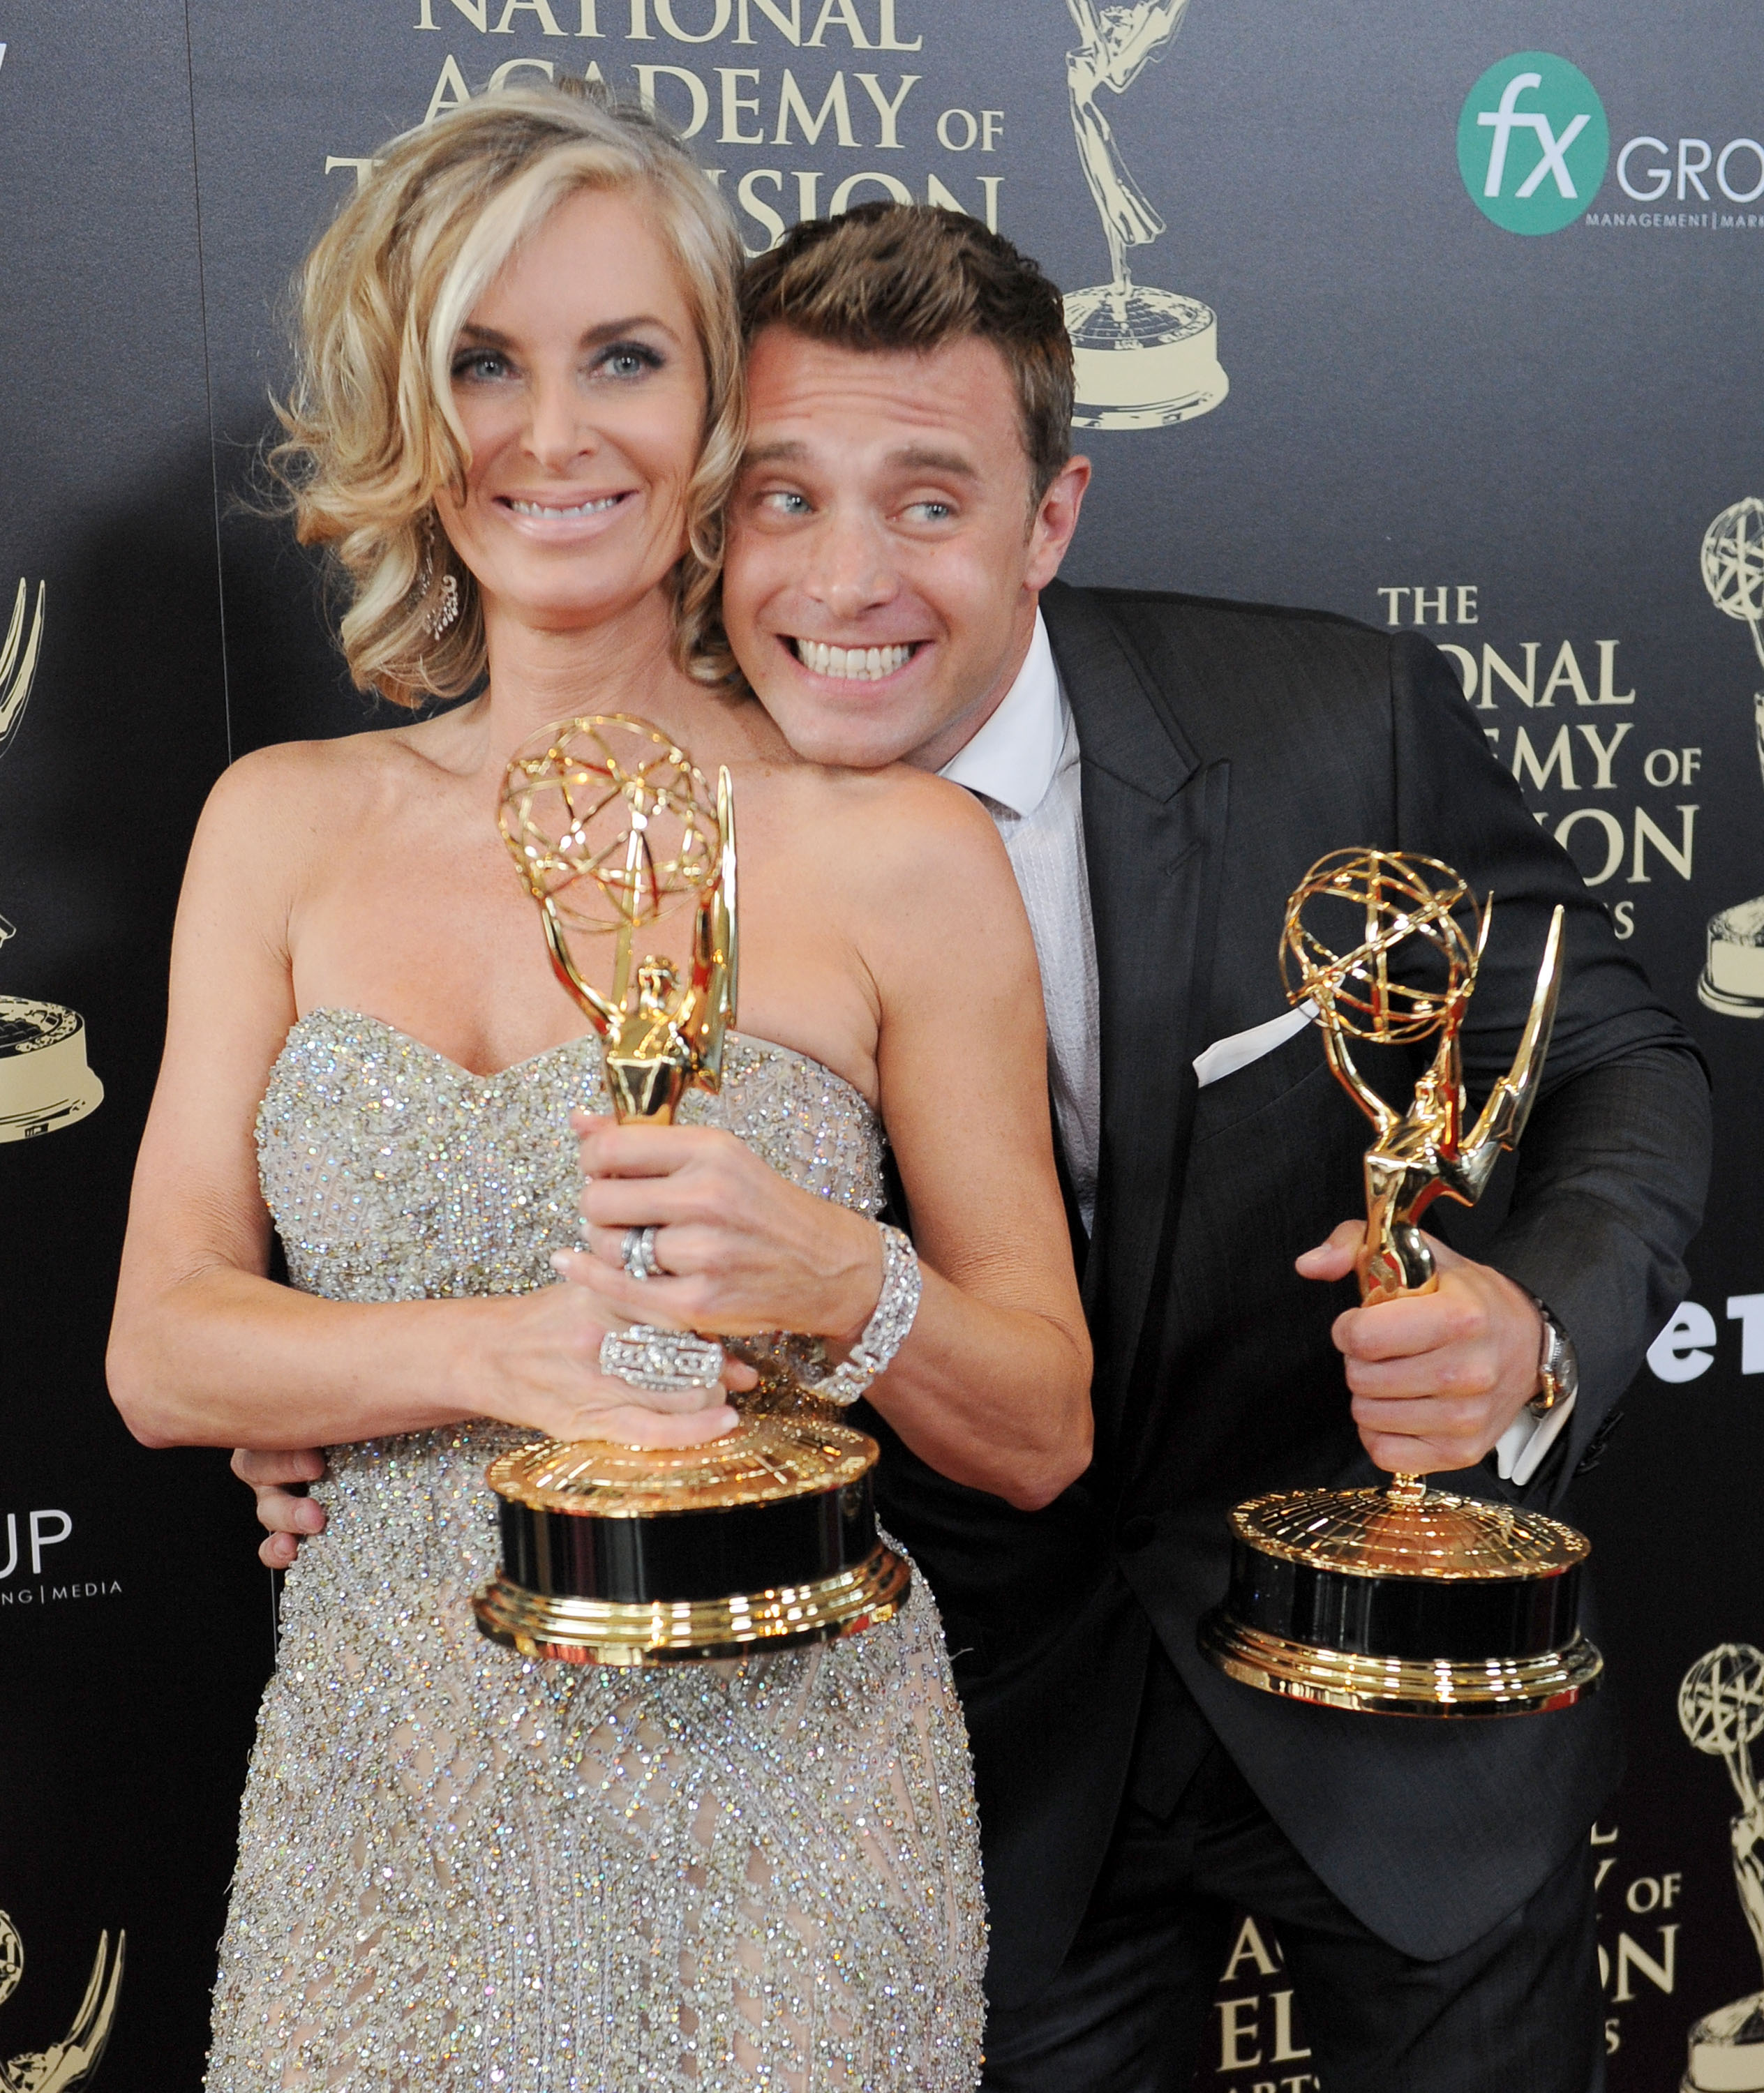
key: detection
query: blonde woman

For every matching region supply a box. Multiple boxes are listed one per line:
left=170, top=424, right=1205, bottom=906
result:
left=107, top=86, right=1089, bottom=2092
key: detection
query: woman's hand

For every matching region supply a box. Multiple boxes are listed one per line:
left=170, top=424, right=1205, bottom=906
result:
left=470, top=1261, right=753, bottom=1446
left=556, top=1113, right=884, bottom=1346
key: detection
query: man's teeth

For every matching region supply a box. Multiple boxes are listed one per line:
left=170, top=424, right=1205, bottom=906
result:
left=792, top=639, right=913, bottom=681
left=507, top=495, right=621, bottom=517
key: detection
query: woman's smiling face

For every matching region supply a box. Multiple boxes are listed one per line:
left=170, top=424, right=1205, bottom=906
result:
left=435, top=185, right=705, bottom=636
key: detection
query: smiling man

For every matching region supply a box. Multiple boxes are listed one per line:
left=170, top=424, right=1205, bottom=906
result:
left=247, top=204, right=1710, bottom=2091
left=715, top=205, right=1708, bottom=2093
left=730, top=322, right=1084, bottom=776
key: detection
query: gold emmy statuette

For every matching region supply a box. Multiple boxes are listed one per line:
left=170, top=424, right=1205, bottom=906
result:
left=0, top=1905, right=124, bottom=2093
left=0, top=580, right=103, bottom=1143
left=470, top=715, right=909, bottom=1667
left=1677, top=1645, right=1764, bottom=2091
left=1199, top=848, right=1604, bottom=1718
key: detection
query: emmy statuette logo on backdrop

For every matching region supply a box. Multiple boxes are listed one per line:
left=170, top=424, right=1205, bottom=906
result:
left=1677, top=1646, right=1764, bottom=2092
left=1697, top=501, right=1764, bottom=1017
left=1060, top=0, right=1228, bottom=430
left=0, top=1907, right=124, bottom=2092
left=0, top=580, right=103, bottom=1139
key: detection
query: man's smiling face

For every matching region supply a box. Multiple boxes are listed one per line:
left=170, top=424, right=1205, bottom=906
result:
left=722, top=326, right=1088, bottom=772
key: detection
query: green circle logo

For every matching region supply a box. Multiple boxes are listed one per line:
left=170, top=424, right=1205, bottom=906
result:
left=1457, top=53, right=1608, bottom=234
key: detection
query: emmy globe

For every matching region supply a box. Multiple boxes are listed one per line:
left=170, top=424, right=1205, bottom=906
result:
left=470, top=715, right=910, bottom=1667
left=1200, top=849, right=1604, bottom=1718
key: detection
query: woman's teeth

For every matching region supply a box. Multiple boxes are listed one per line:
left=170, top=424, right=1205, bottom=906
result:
left=792, top=640, right=913, bottom=682
left=506, top=495, right=622, bottom=517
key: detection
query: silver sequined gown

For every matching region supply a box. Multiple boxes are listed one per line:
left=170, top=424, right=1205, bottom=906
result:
left=207, top=1010, right=985, bottom=2093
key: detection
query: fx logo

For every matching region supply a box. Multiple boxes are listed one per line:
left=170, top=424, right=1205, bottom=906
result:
left=1458, top=53, right=1609, bottom=234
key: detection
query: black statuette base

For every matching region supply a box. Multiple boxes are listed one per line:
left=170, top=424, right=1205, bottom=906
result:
left=474, top=1464, right=911, bottom=1667
left=499, top=1473, right=880, bottom=1605
left=1224, top=1535, right=1585, bottom=1663
left=1200, top=1534, right=1604, bottom=1718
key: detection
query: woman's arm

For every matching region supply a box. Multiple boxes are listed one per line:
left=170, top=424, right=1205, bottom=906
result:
left=565, top=772, right=1092, bottom=1509
left=107, top=747, right=740, bottom=1453
left=860, top=778, right=1093, bottom=1506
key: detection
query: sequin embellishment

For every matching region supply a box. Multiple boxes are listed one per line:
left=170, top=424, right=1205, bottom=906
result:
left=207, top=1010, right=985, bottom=2092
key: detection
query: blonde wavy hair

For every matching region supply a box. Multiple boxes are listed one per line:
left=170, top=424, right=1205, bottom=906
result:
left=271, top=82, right=745, bottom=707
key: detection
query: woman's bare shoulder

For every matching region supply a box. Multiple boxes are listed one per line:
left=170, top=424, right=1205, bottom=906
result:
left=774, top=761, right=1033, bottom=996
left=780, top=758, right=1012, bottom=876
left=195, top=726, right=414, bottom=861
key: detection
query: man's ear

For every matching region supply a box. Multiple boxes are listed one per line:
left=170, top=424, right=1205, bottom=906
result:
left=1025, top=454, right=1092, bottom=590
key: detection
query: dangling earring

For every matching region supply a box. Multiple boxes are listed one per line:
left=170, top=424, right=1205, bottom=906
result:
left=413, top=520, right=461, bottom=643
left=425, top=571, right=461, bottom=640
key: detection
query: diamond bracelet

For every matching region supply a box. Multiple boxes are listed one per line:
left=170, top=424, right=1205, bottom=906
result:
left=797, top=1223, right=922, bottom=1407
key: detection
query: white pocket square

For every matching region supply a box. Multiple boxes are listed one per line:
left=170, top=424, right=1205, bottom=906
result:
left=1193, top=1002, right=1317, bottom=1089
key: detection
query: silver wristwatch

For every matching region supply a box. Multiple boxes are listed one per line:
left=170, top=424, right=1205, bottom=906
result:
left=1527, top=1296, right=1580, bottom=1418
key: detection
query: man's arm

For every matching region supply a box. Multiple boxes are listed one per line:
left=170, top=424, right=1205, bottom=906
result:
left=1470, top=1043, right=1707, bottom=1499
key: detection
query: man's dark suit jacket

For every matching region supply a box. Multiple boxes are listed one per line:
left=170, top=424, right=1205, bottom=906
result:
left=862, top=579, right=1712, bottom=2012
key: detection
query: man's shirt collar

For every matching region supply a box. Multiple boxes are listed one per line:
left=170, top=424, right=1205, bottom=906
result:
left=937, top=609, right=1067, bottom=818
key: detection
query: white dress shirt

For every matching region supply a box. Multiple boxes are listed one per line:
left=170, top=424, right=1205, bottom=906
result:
left=939, top=610, right=1569, bottom=1485
left=941, top=613, right=1100, bottom=1233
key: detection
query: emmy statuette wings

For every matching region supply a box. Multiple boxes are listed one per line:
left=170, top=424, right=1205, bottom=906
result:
left=1199, top=848, right=1604, bottom=1718
left=1676, top=1644, right=1764, bottom=2092
left=470, top=715, right=909, bottom=1667
left=0, top=1907, right=124, bottom=2093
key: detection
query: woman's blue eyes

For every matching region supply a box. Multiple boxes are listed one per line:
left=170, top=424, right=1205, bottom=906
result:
left=599, top=344, right=663, bottom=379
left=449, top=343, right=664, bottom=384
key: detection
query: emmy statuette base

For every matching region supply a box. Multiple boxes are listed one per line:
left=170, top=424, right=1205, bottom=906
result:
left=472, top=1415, right=911, bottom=1666
left=473, top=1546, right=911, bottom=1667
left=1201, top=1485, right=1603, bottom=1718
left=1699, top=898, right=1764, bottom=1017
left=1199, top=1612, right=1604, bottom=1718
left=1681, top=1993, right=1764, bottom=2092
left=1698, top=975, right=1764, bottom=1019
left=0, top=997, right=103, bottom=1141
left=1064, top=284, right=1228, bottom=430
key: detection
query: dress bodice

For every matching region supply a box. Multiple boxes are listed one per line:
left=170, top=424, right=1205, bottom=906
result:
left=257, top=1008, right=885, bottom=1304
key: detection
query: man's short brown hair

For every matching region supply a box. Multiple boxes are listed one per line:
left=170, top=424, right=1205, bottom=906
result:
left=740, top=203, right=1075, bottom=502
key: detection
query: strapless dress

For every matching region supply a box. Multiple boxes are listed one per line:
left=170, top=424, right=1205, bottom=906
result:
left=204, top=1010, right=985, bottom=2092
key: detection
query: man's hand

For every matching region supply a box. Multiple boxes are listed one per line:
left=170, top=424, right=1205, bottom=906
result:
left=1296, top=1221, right=1544, bottom=1474
left=233, top=1447, right=328, bottom=1570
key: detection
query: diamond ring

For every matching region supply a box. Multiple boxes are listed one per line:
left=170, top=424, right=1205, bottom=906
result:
left=622, top=1225, right=664, bottom=1281
left=599, top=1324, right=725, bottom=1392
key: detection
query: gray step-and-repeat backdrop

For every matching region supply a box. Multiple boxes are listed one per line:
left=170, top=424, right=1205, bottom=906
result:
left=2, top=1, right=1760, bottom=2084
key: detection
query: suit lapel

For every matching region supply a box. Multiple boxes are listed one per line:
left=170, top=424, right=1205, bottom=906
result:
left=1042, top=583, right=1230, bottom=1453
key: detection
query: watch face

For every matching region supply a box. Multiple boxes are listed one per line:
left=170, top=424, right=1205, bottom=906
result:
left=1542, top=1316, right=1578, bottom=1400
